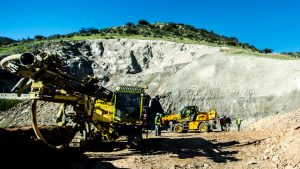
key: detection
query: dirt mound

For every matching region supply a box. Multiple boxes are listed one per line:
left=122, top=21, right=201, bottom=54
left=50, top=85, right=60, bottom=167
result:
left=245, top=110, right=300, bottom=168
left=247, top=110, right=300, bottom=131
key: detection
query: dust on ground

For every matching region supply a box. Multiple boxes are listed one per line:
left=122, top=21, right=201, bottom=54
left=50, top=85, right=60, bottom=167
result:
left=1, top=110, right=300, bottom=169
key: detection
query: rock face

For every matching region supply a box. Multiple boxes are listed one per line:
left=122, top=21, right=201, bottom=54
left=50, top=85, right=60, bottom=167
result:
left=3, top=38, right=300, bottom=126
left=157, top=54, right=300, bottom=126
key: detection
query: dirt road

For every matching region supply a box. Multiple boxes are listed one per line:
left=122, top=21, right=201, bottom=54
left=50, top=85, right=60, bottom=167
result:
left=2, top=125, right=298, bottom=169
left=86, top=130, right=276, bottom=169
left=1, top=109, right=300, bottom=169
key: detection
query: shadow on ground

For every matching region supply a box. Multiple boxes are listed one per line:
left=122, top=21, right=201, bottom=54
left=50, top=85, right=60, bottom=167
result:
left=0, top=127, right=124, bottom=169
left=87, top=135, right=240, bottom=163
left=137, top=137, right=239, bottom=163
left=0, top=127, right=241, bottom=169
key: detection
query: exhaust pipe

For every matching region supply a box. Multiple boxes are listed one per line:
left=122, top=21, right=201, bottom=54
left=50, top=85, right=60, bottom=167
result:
left=1, top=52, right=38, bottom=79
left=19, top=52, right=36, bottom=66
left=0, top=52, right=36, bottom=69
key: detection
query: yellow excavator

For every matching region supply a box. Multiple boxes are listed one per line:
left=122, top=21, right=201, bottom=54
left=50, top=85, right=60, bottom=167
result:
left=161, top=106, right=218, bottom=133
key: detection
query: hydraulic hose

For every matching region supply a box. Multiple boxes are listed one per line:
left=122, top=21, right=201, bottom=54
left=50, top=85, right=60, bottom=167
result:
left=31, top=100, right=75, bottom=149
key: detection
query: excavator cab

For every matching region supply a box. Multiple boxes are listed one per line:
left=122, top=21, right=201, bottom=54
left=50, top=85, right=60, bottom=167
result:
left=180, top=106, right=198, bottom=121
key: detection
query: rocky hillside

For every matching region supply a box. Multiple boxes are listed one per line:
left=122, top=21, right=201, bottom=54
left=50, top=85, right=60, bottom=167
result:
left=1, top=38, right=300, bottom=127
left=0, top=22, right=261, bottom=56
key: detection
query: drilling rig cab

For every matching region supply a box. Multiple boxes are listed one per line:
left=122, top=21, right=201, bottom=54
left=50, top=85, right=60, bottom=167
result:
left=93, top=85, right=151, bottom=148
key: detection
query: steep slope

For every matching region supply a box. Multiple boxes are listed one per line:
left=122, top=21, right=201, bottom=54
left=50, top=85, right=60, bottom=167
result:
left=245, top=110, right=300, bottom=168
left=1, top=38, right=300, bottom=127
left=157, top=53, right=300, bottom=126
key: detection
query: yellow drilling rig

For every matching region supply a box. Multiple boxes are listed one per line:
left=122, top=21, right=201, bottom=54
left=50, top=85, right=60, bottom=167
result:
left=0, top=52, right=153, bottom=149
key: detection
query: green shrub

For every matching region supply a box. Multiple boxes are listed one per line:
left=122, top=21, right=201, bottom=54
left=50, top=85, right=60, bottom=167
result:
left=0, top=36, right=16, bottom=45
left=138, top=19, right=150, bottom=26
left=261, top=48, right=273, bottom=54
left=0, top=99, right=22, bottom=111
left=126, top=22, right=135, bottom=26
left=34, top=35, right=46, bottom=41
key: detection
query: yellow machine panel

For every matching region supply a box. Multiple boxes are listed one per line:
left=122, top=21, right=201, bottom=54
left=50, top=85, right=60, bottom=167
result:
left=161, top=114, right=181, bottom=124
left=195, top=114, right=208, bottom=121
left=188, top=121, right=200, bottom=130
left=94, top=99, right=115, bottom=123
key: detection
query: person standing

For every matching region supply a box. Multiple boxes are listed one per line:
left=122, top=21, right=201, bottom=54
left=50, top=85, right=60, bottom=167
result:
left=225, top=116, right=231, bottom=132
left=219, top=116, right=225, bottom=131
left=236, top=116, right=242, bottom=131
left=155, top=113, right=162, bottom=136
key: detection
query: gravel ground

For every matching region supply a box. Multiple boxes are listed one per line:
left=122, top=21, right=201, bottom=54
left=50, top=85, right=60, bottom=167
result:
left=1, top=109, right=299, bottom=169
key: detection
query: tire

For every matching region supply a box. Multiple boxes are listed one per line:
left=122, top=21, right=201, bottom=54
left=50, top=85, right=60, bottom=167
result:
left=174, top=124, right=185, bottom=133
left=198, top=122, right=209, bottom=133
left=127, top=132, right=142, bottom=149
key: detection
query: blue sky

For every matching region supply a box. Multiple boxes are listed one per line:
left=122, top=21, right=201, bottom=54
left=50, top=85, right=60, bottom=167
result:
left=0, top=0, right=299, bottom=52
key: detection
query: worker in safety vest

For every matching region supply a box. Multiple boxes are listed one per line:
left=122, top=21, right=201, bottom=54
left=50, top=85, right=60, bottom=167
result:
left=236, top=116, right=242, bottom=131
left=155, top=113, right=162, bottom=136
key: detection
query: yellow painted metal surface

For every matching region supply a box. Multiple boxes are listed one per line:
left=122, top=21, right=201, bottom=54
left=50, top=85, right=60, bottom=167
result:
left=161, top=114, right=181, bottom=124
left=188, top=121, right=200, bottom=130
left=94, top=99, right=115, bottom=123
